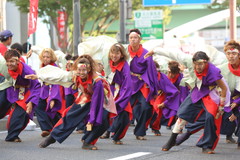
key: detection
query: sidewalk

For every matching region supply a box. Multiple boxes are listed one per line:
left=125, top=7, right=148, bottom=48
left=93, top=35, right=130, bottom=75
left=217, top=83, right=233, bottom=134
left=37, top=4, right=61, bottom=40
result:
left=0, top=116, right=39, bottom=131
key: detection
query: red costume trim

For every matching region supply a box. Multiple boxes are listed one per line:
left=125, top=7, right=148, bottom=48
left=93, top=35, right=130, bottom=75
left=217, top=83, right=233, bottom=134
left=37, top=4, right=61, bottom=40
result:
left=128, top=44, right=143, bottom=58
left=8, top=62, right=23, bottom=79
left=109, top=60, right=125, bottom=72
left=41, top=62, right=55, bottom=68
left=194, top=63, right=209, bottom=80
left=168, top=73, right=180, bottom=83
left=228, top=63, right=240, bottom=76
left=202, top=95, right=222, bottom=150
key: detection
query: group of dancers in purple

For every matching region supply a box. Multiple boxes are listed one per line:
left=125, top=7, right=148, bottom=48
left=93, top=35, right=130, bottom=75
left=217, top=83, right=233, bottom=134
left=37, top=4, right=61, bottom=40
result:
left=0, top=28, right=239, bottom=154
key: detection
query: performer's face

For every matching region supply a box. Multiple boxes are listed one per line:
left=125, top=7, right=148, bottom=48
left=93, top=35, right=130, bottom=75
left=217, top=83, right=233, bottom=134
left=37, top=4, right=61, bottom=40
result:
left=110, top=51, right=122, bottom=64
left=77, top=66, right=89, bottom=80
left=96, top=63, right=104, bottom=73
left=129, top=32, right=141, bottom=47
left=6, top=57, right=19, bottom=71
left=42, top=52, right=51, bottom=65
left=66, top=62, right=73, bottom=71
left=168, top=71, right=177, bottom=79
left=226, top=51, right=240, bottom=65
left=193, top=61, right=207, bottom=73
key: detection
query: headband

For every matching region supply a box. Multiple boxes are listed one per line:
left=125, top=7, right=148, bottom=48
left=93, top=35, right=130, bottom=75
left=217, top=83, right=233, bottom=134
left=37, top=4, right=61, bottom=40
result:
left=77, top=63, right=89, bottom=68
left=129, top=31, right=141, bottom=38
left=10, top=57, right=19, bottom=60
left=226, top=48, right=239, bottom=53
left=194, top=59, right=207, bottom=63
left=67, top=60, right=74, bottom=64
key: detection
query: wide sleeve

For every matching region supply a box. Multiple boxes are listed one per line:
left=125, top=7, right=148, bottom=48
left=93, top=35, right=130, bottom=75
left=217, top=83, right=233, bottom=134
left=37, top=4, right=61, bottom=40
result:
left=115, top=65, right=132, bottom=113
left=36, top=65, right=74, bottom=87
left=88, top=80, right=105, bottom=125
left=160, top=73, right=180, bottom=109
left=46, top=84, right=62, bottom=113
left=143, top=55, right=159, bottom=101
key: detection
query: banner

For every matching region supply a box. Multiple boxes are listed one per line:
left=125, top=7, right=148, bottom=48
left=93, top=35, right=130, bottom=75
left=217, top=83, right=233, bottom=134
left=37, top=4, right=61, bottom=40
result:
left=57, top=10, right=68, bottom=48
left=28, top=0, right=39, bottom=37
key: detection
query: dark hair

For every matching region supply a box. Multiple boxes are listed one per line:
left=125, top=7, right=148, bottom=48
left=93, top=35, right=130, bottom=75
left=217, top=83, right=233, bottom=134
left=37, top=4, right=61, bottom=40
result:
left=11, top=43, right=23, bottom=55
left=72, top=55, right=79, bottom=61
left=22, top=42, right=32, bottom=53
left=192, top=51, right=209, bottom=62
left=223, top=40, right=240, bottom=53
left=4, top=49, right=21, bottom=60
left=168, top=61, right=180, bottom=74
left=129, top=28, right=141, bottom=36
left=65, top=54, right=72, bottom=61
left=0, top=35, right=12, bottom=42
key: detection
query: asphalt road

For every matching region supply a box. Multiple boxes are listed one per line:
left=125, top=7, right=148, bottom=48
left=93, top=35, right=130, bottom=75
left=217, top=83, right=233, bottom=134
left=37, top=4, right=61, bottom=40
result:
left=0, top=123, right=239, bottom=160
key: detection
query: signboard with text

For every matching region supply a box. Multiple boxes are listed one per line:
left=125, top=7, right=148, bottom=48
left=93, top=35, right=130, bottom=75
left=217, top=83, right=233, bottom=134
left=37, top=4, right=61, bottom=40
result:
left=143, top=0, right=212, bottom=7
left=134, top=10, right=163, bottom=40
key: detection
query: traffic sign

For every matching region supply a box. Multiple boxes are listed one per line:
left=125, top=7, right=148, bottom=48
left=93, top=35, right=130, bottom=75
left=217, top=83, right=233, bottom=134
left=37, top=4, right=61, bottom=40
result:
left=143, top=0, right=212, bottom=7
left=134, top=10, right=163, bottom=40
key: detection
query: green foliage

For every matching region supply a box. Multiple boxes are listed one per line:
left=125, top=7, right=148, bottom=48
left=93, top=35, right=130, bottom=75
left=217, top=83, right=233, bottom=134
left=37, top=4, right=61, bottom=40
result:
left=7, top=0, right=172, bottom=52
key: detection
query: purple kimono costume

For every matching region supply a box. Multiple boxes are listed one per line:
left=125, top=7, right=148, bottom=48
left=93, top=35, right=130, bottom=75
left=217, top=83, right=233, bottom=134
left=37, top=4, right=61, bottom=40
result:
left=6, top=62, right=40, bottom=141
left=50, top=76, right=109, bottom=145
left=6, top=62, right=40, bottom=119
left=109, top=61, right=132, bottom=141
left=150, top=72, right=180, bottom=131
left=110, top=61, right=132, bottom=114
left=172, top=73, right=190, bottom=104
left=35, top=63, right=62, bottom=132
left=129, top=47, right=158, bottom=101
left=157, top=72, right=180, bottom=119
left=178, top=63, right=223, bottom=150
left=39, top=83, right=62, bottom=119
left=128, top=45, right=158, bottom=137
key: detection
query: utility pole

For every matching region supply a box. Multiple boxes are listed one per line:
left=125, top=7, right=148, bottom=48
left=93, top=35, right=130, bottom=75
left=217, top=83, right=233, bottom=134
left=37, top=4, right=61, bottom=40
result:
left=119, top=0, right=132, bottom=44
left=229, top=0, right=237, bottom=40
left=119, top=0, right=127, bottom=44
left=73, top=0, right=81, bottom=55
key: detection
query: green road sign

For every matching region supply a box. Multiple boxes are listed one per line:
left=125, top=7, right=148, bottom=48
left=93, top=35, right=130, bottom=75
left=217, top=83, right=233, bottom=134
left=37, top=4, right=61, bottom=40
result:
left=134, top=10, right=163, bottom=40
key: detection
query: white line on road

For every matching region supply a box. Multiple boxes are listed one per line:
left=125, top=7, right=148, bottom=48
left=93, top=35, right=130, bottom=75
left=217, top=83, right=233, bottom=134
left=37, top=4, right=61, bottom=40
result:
left=107, top=152, right=152, bottom=160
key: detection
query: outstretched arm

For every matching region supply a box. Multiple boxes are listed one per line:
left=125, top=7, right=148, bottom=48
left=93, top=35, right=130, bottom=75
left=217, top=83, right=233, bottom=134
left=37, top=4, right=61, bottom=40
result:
left=25, top=65, right=74, bottom=87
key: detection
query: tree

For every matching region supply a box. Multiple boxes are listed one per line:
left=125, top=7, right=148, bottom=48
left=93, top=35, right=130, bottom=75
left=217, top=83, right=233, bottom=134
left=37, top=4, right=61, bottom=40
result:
left=8, top=0, right=172, bottom=54
left=8, top=0, right=72, bottom=53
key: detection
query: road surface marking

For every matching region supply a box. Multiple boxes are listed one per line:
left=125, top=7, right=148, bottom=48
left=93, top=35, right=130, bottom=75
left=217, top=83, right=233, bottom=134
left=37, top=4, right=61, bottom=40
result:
left=107, top=152, right=151, bottom=160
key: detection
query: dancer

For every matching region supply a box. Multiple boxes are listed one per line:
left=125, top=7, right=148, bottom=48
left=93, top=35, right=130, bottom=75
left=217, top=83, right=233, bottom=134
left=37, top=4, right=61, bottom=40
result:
left=127, top=28, right=159, bottom=140
left=104, top=43, right=132, bottom=144
left=162, top=51, right=228, bottom=154
left=34, top=48, right=63, bottom=137
left=27, top=55, right=116, bottom=150
left=4, top=49, right=40, bottom=142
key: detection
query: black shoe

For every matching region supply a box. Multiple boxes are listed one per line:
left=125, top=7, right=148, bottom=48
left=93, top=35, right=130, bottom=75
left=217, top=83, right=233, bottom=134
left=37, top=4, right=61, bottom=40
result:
left=175, top=132, right=191, bottom=146
left=202, top=148, right=215, bottom=154
left=162, top=133, right=178, bottom=151
left=237, top=142, right=240, bottom=149
left=39, top=136, right=56, bottom=148
left=226, top=135, right=236, bottom=144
